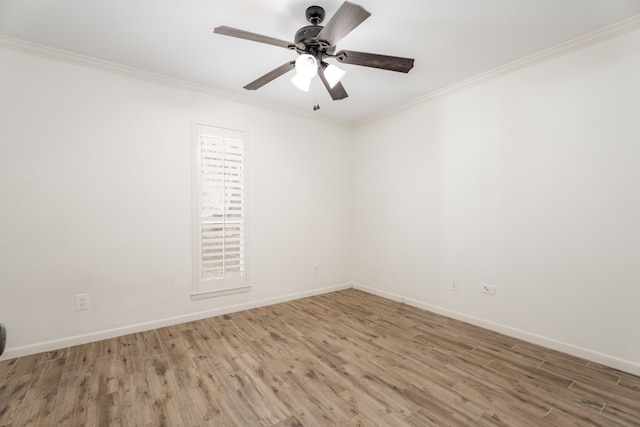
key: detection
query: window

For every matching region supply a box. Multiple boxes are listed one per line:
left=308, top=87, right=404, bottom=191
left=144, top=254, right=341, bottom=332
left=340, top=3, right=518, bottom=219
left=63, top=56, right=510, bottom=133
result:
left=192, top=123, right=249, bottom=299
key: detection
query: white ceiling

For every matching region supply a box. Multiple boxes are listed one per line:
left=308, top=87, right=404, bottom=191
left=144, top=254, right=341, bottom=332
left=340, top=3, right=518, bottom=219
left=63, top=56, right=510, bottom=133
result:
left=1, top=0, right=639, bottom=124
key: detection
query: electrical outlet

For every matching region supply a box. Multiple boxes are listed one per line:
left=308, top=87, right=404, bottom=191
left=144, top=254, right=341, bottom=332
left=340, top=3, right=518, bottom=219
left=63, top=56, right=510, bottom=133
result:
left=75, top=293, right=90, bottom=311
left=313, top=264, right=318, bottom=274
left=451, top=280, right=459, bottom=291
left=481, top=284, right=496, bottom=295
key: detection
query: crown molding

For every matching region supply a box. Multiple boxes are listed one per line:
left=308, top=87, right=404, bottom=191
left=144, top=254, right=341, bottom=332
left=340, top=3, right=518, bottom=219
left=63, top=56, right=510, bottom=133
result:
left=354, top=14, right=640, bottom=128
left=0, top=35, right=350, bottom=128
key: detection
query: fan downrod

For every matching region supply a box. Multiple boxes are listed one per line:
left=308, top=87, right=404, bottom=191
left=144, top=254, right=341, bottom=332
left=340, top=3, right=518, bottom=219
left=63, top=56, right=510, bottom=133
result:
left=305, top=6, right=325, bottom=25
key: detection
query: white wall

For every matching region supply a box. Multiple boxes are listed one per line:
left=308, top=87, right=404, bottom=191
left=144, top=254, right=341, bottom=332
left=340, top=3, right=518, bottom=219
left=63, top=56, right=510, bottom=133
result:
left=0, top=47, right=353, bottom=358
left=3, top=26, right=640, bottom=376
left=353, top=29, right=640, bottom=374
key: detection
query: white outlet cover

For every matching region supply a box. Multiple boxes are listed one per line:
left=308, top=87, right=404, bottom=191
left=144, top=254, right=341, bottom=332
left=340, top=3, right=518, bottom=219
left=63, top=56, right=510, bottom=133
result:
left=75, top=293, right=90, bottom=311
left=481, top=284, right=496, bottom=295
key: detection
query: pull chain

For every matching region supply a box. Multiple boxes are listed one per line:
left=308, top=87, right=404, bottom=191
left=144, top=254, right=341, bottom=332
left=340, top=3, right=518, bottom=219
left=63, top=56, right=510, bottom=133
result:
left=313, top=75, right=320, bottom=111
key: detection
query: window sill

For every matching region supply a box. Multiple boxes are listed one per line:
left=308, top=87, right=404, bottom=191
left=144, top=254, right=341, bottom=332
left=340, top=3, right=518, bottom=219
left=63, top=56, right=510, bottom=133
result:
left=190, top=284, right=252, bottom=300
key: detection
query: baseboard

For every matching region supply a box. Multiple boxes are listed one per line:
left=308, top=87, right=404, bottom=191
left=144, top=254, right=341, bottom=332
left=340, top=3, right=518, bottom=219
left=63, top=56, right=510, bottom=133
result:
left=6, top=282, right=639, bottom=377
left=352, top=283, right=640, bottom=376
left=0, top=283, right=352, bottom=361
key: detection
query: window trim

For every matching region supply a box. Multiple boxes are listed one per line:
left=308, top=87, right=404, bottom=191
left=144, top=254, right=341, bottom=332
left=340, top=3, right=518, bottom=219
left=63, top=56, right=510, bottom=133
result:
left=191, top=122, right=250, bottom=300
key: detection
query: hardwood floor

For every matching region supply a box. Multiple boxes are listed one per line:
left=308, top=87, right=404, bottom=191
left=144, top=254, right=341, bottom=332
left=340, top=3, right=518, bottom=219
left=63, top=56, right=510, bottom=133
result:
left=1, top=289, right=639, bottom=426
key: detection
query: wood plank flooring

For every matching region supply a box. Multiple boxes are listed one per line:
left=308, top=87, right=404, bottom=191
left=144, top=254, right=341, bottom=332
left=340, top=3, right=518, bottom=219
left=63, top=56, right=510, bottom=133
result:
left=1, top=289, right=639, bottom=426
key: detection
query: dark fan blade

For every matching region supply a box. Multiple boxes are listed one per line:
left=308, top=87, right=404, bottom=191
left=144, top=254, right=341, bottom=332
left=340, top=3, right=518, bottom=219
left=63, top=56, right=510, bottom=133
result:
left=316, top=1, right=371, bottom=47
left=335, top=50, right=414, bottom=73
left=244, top=61, right=296, bottom=90
left=214, top=26, right=295, bottom=50
left=318, top=67, right=348, bottom=100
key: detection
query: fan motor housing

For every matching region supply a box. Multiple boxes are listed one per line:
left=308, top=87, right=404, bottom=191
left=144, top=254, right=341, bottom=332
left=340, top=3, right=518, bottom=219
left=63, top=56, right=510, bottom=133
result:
left=295, top=25, right=322, bottom=45
left=295, top=25, right=335, bottom=55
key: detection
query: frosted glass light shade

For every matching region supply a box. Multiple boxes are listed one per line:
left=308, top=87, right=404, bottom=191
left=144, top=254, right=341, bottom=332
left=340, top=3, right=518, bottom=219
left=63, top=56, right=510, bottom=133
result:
left=324, top=64, right=346, bottom=88
left=291, top=72, right=313, bottom=92
left=291, top=54, right=317, bottom=92
left=294, top=54, right=317, bottom=77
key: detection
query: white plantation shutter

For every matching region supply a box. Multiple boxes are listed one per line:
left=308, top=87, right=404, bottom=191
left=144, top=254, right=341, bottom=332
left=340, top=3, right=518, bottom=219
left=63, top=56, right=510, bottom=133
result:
left=193, top=124, right=249, bottom=298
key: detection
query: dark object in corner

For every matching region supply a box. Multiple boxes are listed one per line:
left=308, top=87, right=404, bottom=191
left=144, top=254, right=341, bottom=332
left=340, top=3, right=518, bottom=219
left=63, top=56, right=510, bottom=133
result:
left=0, top=323, right=6, bottom=356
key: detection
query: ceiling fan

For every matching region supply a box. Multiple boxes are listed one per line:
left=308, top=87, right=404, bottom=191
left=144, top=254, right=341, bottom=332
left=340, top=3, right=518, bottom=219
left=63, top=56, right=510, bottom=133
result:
left=213, top=1, right=415, bottom=105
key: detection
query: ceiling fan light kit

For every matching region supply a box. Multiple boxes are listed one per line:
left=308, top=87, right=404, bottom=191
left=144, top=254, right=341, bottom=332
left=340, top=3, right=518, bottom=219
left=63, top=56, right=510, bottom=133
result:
left=214, top=1, right=415, bottom=110
left=290, top=55, right=345, bottom=92
left=291, top=54, right=318, bottom=91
